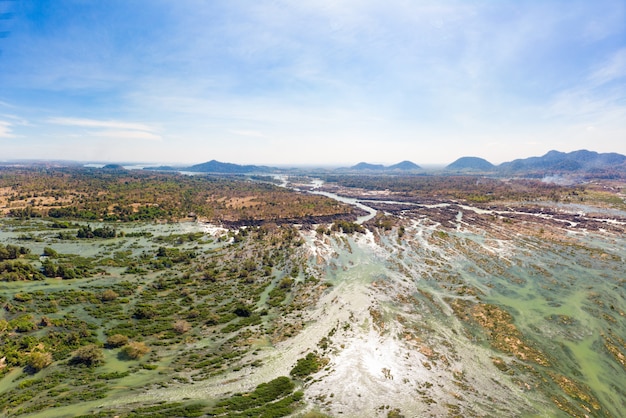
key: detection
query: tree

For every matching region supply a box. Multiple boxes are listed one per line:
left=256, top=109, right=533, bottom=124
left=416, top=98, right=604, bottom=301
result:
left=76, top=225, right=94, bottom=239
left=100, top=289, right=119, bottom=301
left=0, top=244, right=30, bottom=260
left=106, top=334, right=128, bottom=348
left=173, top=320, right=191, bottom=334
left=234, top=304, right=252, bottom=317
left=57, top=265, right=77, bottom=279
left=121, top=341, right=150, bottom=359
left=93, top=226, right=116, bottom=238
left=43, top=247, right=58, bottom=258
left=41, top=259, right=57, bottom=278
left=27, top=351, right=52, bottom=372
left=71, top=344, right=104, bottom=367
left=290, top=352, right=322, bottom=378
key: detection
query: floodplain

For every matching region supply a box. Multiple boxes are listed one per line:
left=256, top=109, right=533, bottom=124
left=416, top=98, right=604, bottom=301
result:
left=0, top=167, right=625, bottom=417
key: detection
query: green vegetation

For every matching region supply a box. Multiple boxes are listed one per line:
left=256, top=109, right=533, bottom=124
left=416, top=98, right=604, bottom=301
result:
left=1, top=167, right=624, bottom=417
left=77, top=225, right=117, bottom=239
left=323, top=175, right=586, bottom=203
left=26, top=351, right=53, bottom=372
left=120, top=341, right=150, bottom=360
left=208, top=376, right=303, bottom=417
left=86, top=376, right=302, bottom=418
left=0, top=211, right=320, bottom=416
left=331, top=220, right=365, bottom=234
left=0, top=261, right=43, bottom=281
left=71, top=344, right=105, bottom=367
left=0, top=244, right=30, bottom=260
left=0, top=167, right=356, bottom=223
left=290, top=352, right=323, bottom=378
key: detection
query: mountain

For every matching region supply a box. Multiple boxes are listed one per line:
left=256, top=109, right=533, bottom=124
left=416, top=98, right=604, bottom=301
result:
left=143, top=165, right=177, bottom=171
left=347, top=161, right=421, bottom=171
left=101, top=164, right=126, bottom=170
left=388, top=160, right=422, bottom=171
left=446, top=157, right=494, bottom=171
left=351, top=162, right=386, bottom=171
left=186, top=160, right=272, bottom=173
left=498, top=150, right=626, bottom=173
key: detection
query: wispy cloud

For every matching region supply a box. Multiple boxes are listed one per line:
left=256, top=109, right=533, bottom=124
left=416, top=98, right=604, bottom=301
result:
left=549, top=47, right=626, bottom=121
left=0, top=121, right=15, bottom=138
left=589, top=48, right=626, bottom=86
left=1, top=1, right=624, bottom=163
left=89, top=130, right=161, bottom=141
left=48, top=117, right=161, bottom=141
left=0, top=101, right=17, bottom=109
left=229, top=130, right=268, bottom=139
left=48, top=117, right=156, bottom=132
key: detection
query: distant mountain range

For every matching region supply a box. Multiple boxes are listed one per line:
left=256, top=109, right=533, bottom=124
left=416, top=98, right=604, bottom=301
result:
left=186, top=160, right=271, bottom=173
left=141, top=150, right=626, bottom=177
left=145, top=160, right=272, bottom=174
left=145, top=159, right=423, bottom=173
left=345, top=150, right=626, bottom=176
left=345, top=160, right=422, bottom=172
left=497, top=150, right=626, bottom=173
left=445, top=150, right=626, bottom=177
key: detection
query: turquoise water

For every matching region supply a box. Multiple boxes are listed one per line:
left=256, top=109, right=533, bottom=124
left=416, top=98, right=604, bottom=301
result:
left=449, top=231, right=626, bottom=416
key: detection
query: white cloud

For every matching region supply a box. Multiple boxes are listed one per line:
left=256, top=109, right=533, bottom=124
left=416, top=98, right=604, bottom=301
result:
left=0, top=101, right=17, bottom=109
left=548, top=47, right=626, bottom=125
left=229, top=130, right=268, bottom=139
left=47, top=117, right=161, bottom=141
left=0, top=121, right=15, bottom=138
left=48, top=117, right=156, bottom=132
left=89, top=130, right=161, bottom=141
left=589, top=48, right=626, bottom=86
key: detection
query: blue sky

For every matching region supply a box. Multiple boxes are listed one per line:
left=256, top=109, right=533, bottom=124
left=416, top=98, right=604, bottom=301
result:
left=1, top=0, right=625, bottom=166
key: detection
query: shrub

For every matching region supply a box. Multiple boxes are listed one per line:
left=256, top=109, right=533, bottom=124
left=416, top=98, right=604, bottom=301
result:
left=121, top=341, right=150, bottom=360
left=133, top=305, right=158, bottom=319
left=106, top=334, right=129, bottom=348
left=27, top=351, right=52, bottom=372
left=331, top=220, right=365, bottom=234
left=71, top=344, right=104, bottom=367
left=41, top=259, right=57, bottom=277
left=11, top=314, right=37, bottom=333
left=279, top=277, right=294, bottom=289
left=173, top=320, right=191, bottom=334
left=43, top=247, right=59, bottom=258
left=13, top=293, right=32, bottom=302
left=100, top=289, right=118, bottom=301
left=290, top=353, right=322, bottom=378
left=234, top=304, right=252, bottom=318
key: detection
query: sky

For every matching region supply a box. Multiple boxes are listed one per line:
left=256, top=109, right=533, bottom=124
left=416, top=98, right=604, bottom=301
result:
left=0, top=0, right=625, bottom=166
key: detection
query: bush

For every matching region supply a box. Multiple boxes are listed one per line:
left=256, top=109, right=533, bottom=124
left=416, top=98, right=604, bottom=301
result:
left=71, top=344, right=104, bottom=367
left=43, top=247, right=59, bottom=258
left=279, top=277, right=294, bottom=289
left=27, top=351, right=52, bottom=372
left=100, top=289, right=118, bottom=301
left=106, top=334, right=129, bottom=348
left=290, top=353, right=322, bottom=378
left=173, top=320, right=191, bottom=334
left=331, top=220, right=365, bottom=234
left=234, top=304, right=252, bottom=318
left=0, top=244, right=30, bottom=260
left=133, top=304, right=158, bottom=319
left=11, top=314, right=37, bottom=333
left=121, top=341, right=150, bottom=360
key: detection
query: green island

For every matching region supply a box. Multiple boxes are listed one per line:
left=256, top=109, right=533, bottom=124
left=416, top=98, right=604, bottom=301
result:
left=1, top=166, right=625, bottom=417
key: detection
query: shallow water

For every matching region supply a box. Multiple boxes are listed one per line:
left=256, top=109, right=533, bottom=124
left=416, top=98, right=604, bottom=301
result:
left=442, top=228, right=626, bottom=416
left=1, top=208, right=624, bottom=417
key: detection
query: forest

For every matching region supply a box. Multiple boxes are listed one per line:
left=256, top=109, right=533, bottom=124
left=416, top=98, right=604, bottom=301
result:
left=0, top=167, right=356, bottom=224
